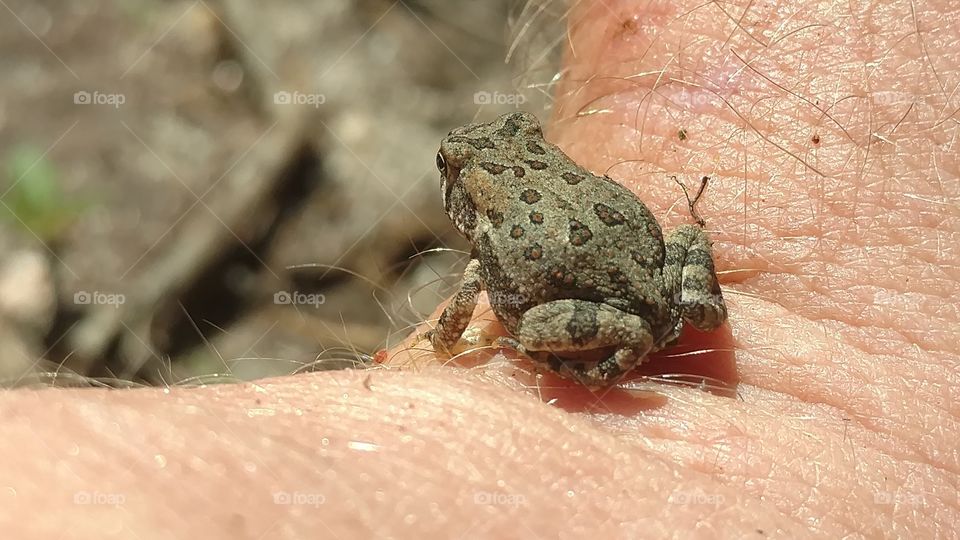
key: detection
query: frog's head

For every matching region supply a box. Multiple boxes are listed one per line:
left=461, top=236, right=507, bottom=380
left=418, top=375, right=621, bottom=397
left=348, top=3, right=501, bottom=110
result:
left=435, top=112, right=543, bottom=239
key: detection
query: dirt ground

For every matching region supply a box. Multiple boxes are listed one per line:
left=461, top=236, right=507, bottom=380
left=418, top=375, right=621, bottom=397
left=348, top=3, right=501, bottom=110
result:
left=0, top=0, right=563, bottom=385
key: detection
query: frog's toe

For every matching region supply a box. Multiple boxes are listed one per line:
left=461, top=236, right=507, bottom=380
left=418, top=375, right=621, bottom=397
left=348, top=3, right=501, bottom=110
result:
left=553, top=348, right=642, bottom=387
left=425, top=328, right=454, bottom=356
left=492, top=336, right=522, bottom=351
left=681, top=299, right=727, bottom=331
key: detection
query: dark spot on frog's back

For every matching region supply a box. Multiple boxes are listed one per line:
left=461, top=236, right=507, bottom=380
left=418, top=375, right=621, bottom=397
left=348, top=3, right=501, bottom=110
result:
left=524, top=243, right=543, bottom=260
left=607, top=266, right=630, bottom=284
left=510, top=225, right=525, bottom=239
left=568, top=219, right=593, bottom=246
left=632, top=247, right=663, bottom=269
left=486, top=209, right=504, bottom=227
left=594, top=203, right=626, bottom=226
left=496, top=116, right=521, bottom=137
left=519, top=189, right=542, bottom=204
left=529, top=211, right=544, bottom=224
left=562, top=172, right=584, bottom=185
left=525, top=160, right=548, bottom=170
left=446, top=135, right=496, bottom=150
left=547, top=264, right=575, bottom=287
left=480, top=162, right=507, bottom=175
left=512, top=166, right=526, bottom=178
left=526, top=141, right=546, bottom=155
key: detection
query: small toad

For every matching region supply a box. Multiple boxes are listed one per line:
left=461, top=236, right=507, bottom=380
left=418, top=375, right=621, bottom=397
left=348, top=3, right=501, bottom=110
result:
left=427, top=112, right=726, bottom=387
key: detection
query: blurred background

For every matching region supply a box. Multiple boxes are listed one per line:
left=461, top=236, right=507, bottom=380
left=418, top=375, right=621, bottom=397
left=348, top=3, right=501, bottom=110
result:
left=0, top=0, right=563, bottom=386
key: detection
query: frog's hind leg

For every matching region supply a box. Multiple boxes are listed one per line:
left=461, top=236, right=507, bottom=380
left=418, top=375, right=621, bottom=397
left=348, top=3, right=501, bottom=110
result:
left=494, top=299, right=655, bottom=386
left=663, top=224, right=727, bottom=331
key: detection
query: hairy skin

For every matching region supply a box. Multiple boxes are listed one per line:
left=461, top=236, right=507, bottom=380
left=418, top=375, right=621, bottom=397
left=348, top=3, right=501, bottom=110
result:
left=2, top=1, right=958, bottom=538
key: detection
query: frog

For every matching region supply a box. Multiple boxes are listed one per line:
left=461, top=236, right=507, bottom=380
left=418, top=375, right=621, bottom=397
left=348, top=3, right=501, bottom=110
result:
left=426, top=112, right=726, bottom=387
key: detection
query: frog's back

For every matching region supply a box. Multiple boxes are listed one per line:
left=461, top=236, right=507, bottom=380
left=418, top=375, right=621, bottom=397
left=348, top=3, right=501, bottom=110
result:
left=482, top=166, right=668, bottom=314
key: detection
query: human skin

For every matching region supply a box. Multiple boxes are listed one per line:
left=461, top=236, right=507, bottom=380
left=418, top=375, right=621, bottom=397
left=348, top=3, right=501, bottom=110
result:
left=2, top=0, right=958, bottom=538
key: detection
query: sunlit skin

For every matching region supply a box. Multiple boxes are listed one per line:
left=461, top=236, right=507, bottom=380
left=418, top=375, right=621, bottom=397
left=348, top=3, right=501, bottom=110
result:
left=1, top=1, right=957, bottom=537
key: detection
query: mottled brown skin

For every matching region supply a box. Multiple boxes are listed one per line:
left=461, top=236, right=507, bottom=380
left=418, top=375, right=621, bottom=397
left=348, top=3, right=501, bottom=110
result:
left=428, top=112, right=726, bottom=386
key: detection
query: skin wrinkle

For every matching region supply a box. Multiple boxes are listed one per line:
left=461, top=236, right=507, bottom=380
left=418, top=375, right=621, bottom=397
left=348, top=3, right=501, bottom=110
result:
left=634, top=386, right=959, bottom=536
left=614, top=393, right=867, bottom=537
left=729, top=296, right=959, bottom=472
left=323, top=370, right=806, bottom=536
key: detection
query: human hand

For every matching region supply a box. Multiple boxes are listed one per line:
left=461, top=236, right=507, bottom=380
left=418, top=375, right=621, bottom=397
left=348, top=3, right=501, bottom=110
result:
left=2, top=1, right=956, bottom=538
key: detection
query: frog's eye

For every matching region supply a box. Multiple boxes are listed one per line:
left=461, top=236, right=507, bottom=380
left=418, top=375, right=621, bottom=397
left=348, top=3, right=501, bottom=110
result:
left=435, top=152, right=447, bottom=174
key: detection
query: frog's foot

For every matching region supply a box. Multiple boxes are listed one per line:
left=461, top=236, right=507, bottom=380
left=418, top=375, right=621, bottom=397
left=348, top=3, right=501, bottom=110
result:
left=512, top=300, right=655, bottom=351
left=664, top=224, right=727, bottom=331
left=492, top=338, right=642, bottom=387
left=492, top=335, right=557, bottom=366
left=553, top=348, right=642, bottom=387
left=423, top=328, right=450, bottom=355
left=492, top=336, right=525, bottom=353
left=495, top=300, right=656, bottom=386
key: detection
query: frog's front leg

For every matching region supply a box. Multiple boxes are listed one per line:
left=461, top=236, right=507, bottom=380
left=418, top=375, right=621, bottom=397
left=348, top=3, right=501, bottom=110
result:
left=663, top=224, right=727, bottom=330
left=496, top=300, right=655, bottom=386
left=427, top=259, right=483, bottom=354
